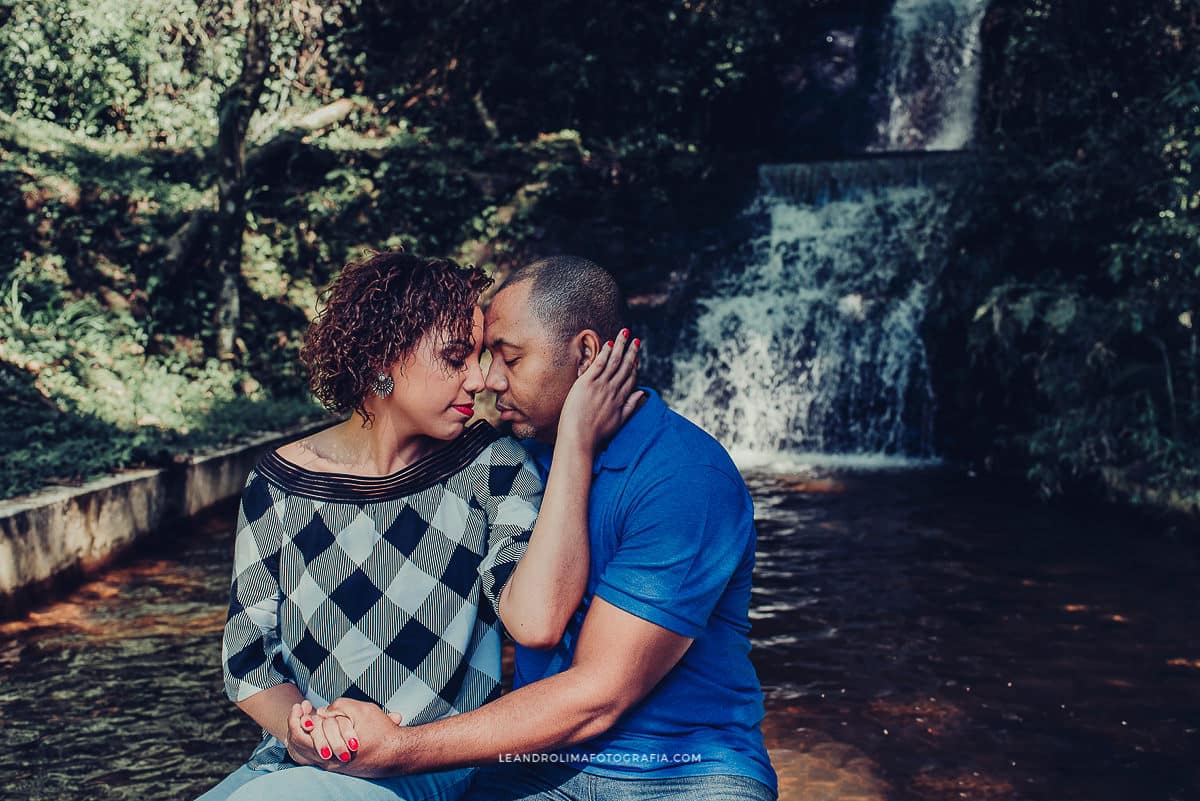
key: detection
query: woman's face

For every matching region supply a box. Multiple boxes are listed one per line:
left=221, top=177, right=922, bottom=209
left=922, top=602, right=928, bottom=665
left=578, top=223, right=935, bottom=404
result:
left=386, top=307, right=487, bottom=440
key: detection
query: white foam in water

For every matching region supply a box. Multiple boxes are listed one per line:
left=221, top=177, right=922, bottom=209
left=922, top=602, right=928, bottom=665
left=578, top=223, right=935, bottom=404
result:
left=666, top=178, right=952, bottom=464
left=664, top=0, right=986, bottom=467
left=730, top=450, right=943, bottom=474
left=872, top=0, right=990, bottom=152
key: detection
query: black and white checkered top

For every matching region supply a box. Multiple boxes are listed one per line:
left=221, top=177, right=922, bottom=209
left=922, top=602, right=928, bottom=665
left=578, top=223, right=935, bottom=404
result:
left=221, top=421, right=542, bottom=770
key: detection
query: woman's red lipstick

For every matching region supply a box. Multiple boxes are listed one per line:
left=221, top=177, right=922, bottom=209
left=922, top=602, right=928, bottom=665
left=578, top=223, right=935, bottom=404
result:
left=452, top=404, right=474, bottom=417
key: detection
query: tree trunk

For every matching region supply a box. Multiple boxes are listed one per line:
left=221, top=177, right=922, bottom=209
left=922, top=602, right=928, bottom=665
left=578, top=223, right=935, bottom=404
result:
left=160, top=99, right=357, bottom=291
left=211, top=1, right=277, bottom=360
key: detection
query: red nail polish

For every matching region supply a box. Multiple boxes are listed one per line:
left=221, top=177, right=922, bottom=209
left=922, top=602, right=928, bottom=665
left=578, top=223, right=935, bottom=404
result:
left=621, top=328, right=630, bottom=337
left=633, top=338, right=640, bottom=347
left=339, top=751, right=351, bottom=762
left=303, top=720, right=313, bottom=729
left=605, top=340, right=613, bottom=347
left=348, top=738, right=359, bottom=750
left=320, top=747, right=332, bottom=759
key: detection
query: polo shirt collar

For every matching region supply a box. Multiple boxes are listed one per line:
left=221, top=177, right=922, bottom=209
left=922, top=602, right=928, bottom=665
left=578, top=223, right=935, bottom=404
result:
left=523, top=387, right=665, bottom=475
left=593, top=386, right=664, bottom=472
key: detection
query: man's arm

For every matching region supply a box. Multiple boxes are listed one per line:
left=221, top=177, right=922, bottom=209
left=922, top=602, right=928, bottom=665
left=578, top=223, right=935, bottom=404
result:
left=302, top=461, right=751, bottom=778
left=306, top=596, right=691, bottom=777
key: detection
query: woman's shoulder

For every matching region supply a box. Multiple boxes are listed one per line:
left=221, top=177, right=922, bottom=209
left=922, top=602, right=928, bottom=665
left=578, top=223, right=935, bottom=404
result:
left=468, top=427, right=538, bottom=468
left=273, top=438, right=309, bottom=465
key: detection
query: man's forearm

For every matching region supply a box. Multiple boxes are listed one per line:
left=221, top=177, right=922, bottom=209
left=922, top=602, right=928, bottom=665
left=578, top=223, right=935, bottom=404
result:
left=384, top=667, right=615, bottom=773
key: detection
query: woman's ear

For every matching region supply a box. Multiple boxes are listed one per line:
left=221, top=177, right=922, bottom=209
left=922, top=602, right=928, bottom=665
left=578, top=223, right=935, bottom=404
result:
left=574, top=330, right=603, bottom=376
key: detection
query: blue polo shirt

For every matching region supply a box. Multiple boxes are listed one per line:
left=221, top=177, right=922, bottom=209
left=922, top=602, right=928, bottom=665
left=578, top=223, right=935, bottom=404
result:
left=515, top=389, right=776, bottom=792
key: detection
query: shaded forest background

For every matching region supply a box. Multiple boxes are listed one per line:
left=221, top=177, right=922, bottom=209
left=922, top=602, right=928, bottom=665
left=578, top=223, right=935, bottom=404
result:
left=0, top=0, right=1197, bottom=519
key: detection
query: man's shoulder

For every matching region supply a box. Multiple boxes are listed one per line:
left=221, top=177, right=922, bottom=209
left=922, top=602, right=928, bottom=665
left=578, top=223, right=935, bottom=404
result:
left=639, top=404, right=741, bottom=477
left=620, top=403, right=748, bottom=506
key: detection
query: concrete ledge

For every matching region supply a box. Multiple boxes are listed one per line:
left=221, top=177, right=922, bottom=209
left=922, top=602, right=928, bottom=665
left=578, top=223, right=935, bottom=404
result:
left=0, top=419, right=335, bottom=619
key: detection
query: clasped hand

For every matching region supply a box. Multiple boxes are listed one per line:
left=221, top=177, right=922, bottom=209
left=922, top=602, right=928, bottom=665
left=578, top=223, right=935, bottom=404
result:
left=285, top=698, right=405, bottom=778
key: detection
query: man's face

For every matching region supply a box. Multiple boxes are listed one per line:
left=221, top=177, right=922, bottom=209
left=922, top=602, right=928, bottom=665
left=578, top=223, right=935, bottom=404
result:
left=483, top=282, right=579, bottom=442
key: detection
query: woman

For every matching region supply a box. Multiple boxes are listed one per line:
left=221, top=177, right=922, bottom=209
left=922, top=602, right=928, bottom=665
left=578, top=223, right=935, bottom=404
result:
left=198, top=251, right=640, bottom=801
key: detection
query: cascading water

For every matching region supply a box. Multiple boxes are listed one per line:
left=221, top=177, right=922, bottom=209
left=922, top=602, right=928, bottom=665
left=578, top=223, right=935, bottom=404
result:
left=664, top=0, right=987, bottom=466
left=871, top=0, right=989, bottom=151
left=666, top=159, right=957, bottom=466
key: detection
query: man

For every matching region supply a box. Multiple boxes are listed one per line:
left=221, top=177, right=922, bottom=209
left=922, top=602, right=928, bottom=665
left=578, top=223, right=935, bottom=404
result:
left=290, top=256, right=777, bottom=801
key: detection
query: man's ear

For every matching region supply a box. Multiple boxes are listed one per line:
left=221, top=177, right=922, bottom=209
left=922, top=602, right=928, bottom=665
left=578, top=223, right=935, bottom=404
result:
left=574, top=330, right=603, bottom=377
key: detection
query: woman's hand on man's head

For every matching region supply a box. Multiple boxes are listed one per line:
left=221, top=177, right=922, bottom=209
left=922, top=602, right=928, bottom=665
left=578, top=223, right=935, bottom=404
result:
left=559, top=328, right=644, bottom=453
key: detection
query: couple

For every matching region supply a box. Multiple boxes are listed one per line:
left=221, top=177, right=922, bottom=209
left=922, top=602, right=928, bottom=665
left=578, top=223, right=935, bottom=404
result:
left=198, top=252, right=777, bottom=801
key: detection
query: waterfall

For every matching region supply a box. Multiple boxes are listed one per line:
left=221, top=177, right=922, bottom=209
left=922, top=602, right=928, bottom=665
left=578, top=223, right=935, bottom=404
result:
left=871, top=0, right=989, bottom=151
left=665, top=159, right=958, bottom=467
left=663, top=0, right=987, bottom=466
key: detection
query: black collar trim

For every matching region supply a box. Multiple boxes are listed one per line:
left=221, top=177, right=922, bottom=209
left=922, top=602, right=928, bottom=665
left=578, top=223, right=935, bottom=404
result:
left=255, top=420, right=501, bottom=503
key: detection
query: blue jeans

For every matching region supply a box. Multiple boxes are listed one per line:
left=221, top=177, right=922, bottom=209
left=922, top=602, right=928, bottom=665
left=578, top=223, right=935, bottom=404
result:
left=463, top=764, right=776, bottom=801
left=196, top=763, right=475, bottom=801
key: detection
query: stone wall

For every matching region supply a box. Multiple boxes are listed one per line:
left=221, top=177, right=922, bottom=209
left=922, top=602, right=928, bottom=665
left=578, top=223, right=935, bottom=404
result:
left=0, top=421, right=334, bottom=618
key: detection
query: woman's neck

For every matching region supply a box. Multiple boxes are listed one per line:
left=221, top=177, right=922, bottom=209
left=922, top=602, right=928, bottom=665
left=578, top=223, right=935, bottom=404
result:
left=299, top=413, right=436, bottom=477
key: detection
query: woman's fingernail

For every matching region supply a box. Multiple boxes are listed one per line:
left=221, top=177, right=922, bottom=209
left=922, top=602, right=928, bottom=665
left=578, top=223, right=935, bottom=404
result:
left=339, top=751, right=351, bottom=762
left=605, top=340, right=613, bottom=347
left=621, top=328, right=630, bottom=337
left=633, top=338, right=641, bottom=347
left=302, top=719, right=313, bottom=729
left=320, top=747, right=332, bottom=759
left=348, top=738, right=359, bottom=750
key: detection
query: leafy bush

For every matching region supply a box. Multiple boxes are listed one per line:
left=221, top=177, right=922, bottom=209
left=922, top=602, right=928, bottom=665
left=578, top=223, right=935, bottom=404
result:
left=938, top=0, right=1200, bottom=508
left=0, top=259, right=326, bottom=497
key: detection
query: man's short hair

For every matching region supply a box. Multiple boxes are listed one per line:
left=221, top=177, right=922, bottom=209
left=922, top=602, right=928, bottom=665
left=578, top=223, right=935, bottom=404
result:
left=500, top=256, right=627, bottom=352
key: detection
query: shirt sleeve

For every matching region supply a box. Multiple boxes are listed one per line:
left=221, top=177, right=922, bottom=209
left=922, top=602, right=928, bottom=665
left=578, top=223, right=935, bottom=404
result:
left=595, top=465, right=755, bottom=639
left=222, top=470, right=291, bottom=702
left=476, top=437, right=544, bottom=614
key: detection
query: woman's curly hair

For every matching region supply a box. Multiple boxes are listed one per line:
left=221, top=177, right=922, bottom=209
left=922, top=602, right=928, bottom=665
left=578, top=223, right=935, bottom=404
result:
left=301, top=250, right=491, bottom=423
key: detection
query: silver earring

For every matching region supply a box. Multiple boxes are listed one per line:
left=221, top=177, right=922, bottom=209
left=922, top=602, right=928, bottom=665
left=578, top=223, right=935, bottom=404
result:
left=373, top=373, right=394, bottom=398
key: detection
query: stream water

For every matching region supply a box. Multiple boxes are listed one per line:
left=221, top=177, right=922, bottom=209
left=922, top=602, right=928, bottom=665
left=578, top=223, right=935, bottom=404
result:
left=2, top=468, right=1197, bottom=801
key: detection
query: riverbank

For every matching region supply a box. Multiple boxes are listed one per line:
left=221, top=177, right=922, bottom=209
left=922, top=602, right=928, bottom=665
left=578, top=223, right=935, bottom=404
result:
left=0, top=418, right=334, bottom=619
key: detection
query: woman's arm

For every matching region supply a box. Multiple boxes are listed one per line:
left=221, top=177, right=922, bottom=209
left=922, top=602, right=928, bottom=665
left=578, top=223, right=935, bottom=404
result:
left=496, top=330, right=642, bottom=649
left=222, top=475, right=324, bottom=761
left=236, top=683, right=306, bottom=744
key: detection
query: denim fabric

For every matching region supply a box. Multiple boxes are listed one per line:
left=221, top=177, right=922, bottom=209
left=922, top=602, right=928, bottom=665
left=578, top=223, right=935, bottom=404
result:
left=464, top=764, right=776, bottom=801
left=196, top=763, right=474, bottom=801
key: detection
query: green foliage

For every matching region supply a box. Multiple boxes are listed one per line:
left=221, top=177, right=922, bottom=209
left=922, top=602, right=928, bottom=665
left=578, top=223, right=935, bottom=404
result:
left=944, top=0, right=1200, bottom=505
left=0, top=0, right=233, bottom=142
left=0, top=0, right=349, bottom=144
left=0, top=260, right=326, bottom=497
left=328, top=0, right=821, bottom=147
